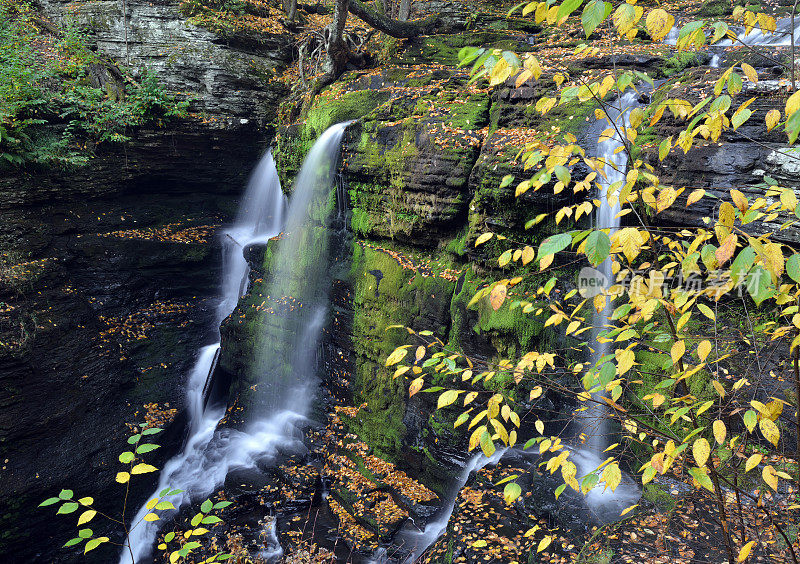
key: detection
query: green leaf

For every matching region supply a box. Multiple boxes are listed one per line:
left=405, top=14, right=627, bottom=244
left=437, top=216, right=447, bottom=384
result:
left=503, top=482, right=522, bottom=504
left=136, top=444, right=160, bottom=454
left=200, top=499, right=213, bottom=513
left=142, top=427, right=163, bottom=436
left=58, top=489, right=74, bottom=500
left=191, top=513, right=203, bottom=527
left=581, top=473, right=599, bottom=493
left=155, top=501, right=176, bottom=510
left=84, top=537, right=108, bottom=554
left=39, top=497, right=60, bottom=507
left=688, top=467, right=714, bottom=492
left=538, top=233, right=572, bottom=260
left=554, top=483, right=567, bottom=499
left=201, top=515, right=223, bottom=525
left=185, top=541, right=201, bottom=550
left=746, top=265, right=774, bottom=305
left=582, top=0, right=610, bottom=37
left=787, top=108, right=800, bottom=144
left=159, top=488, right=171, bottom=497
left=787, top=253, right=800, bottom=283
left=119, top=451, right=135, bottom=464
left=64, top=538, right=84, bottom=547
left=213, top=501, right=232, bottom=509
left=164, top=531, right=176, bottom=542
left=57, top=502, right=79, bottom=515
left=500, top=175, right=514, bottom=188
left=78, top=528, right=93, bottom=539
left=127, top=434, right=142, bottom=444
left=584, top=230, right=611, bottom=266
left=731, top=246, right=756, bottom=285
left=557, top=0, right=584, bottom=21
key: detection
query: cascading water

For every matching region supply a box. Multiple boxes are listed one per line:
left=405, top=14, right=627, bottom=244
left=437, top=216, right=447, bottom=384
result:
left=120, top=122, right=351, bottom=563
left=571, top=90, right=643, bottom=522
left=120, top=150, right=287, bottom=564
left=387, top=449, right=506, bottom=563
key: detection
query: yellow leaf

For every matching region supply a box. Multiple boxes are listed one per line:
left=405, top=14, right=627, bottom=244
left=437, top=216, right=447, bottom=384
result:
left=787, top=90, right=800, bottom=118
left=615, top=349, right=635, bottom=375
left=490, top=284, right=507, bottom=311
left=471, top=539, right=488, bottom=548
left=763, top=465, right=779, bottom=491
left=385, top=347, right=408, bottom=367
left=464, top=391, right=478, bottom=406
left=535, top=419, right=544, bottom=434
left=730, top=189, right=748, bottom=212
left=115, top=472, right=130, bottom=484
left=77, top=510, right=96, bottom=526
left=693, top=437, right=710, bottom=467
left=686, top=188, right=705, bottom=206
left=144, top=512, right=160, bottom=522
left=766, top=109, right=781, bottom=131
left=537, top=536, right=553, bottom=553
left=713, top=420, right=726, bottom=445
left=759, top=417, right=780, bottom=446
left=646, top=8, right=675, bottom=42
left=738, top=540, right=756, bottom=562
left=712, top=380, right=725, bottom=398
left=522, top=245, right=535, bottom=265
left=475, top=232, right=493, bottom=246
left=697, top=340, right=712, bottom=362
left=671, top=340, right=686, bottom=364
left=741, top=63, right=758, bottom=83
left=719, top=201, right=736, bottom=227
left=409, top=377, right=424, bottom=397
left=715, top=233, right=738, bottom=265
left=745, top=453, right=762, bottom=473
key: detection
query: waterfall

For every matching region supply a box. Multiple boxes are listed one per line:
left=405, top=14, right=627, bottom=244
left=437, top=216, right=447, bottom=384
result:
left=120, top=123, right=350, bottom=563
left=387, top=450, right=507, bottom=563
left=580, top=90, right=639, bottom=456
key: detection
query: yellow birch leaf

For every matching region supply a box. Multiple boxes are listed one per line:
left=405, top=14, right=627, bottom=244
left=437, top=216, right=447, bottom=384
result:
left=766, top=109, right=781, bottom=131
left=693, top=437, right=710, bottom=467
left=759, top=417, right=780, bottom=446
left=475, top=232, right=493, bottom=246
left=741, top=63, right=758, bottom=83
left=78, top=510, right=96, bottom=526
left=697, top=340, right=712, bottom=361
left=409, top=377, right=424, bottom=397
left=763, top=465, right=779, bottom=491
left=490, top=284, right=507, bottom=311
left=713, top=420, right=726, bottom=445
left=686, top=188, right=705, bottom=206
left=731, top=189, right=748, bottom=212
left=671, top=340, right=686, bottom=364
left=738, top=540, right=755, bottom=562
left=745, top=453, right=762, bottom=473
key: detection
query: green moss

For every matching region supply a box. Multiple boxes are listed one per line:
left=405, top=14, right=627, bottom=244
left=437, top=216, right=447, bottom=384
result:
left=643, top=482, right=677, bottom=510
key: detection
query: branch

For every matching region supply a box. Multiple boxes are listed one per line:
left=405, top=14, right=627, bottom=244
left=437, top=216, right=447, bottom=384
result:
left=347, top=0, right=440, bottom=38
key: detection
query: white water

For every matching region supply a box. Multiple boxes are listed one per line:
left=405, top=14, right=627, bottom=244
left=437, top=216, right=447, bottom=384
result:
left=665, top=15, right=800, bottom=48
left=121, top=123, right=349, bottom=563
left=385, top=450, right=506, bottom=563
left=581, top=89, right=639, bottom=456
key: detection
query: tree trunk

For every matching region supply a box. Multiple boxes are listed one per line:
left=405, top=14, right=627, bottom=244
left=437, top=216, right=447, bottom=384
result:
left=348, top=0, right=439, bottom=38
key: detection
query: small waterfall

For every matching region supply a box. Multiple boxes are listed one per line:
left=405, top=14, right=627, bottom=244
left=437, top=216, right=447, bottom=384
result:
left=387, top=450, right=506, bottom=563
left=120, top=150, right=287, bottom=563
left=665, top=15, right=800, bottom=48
left=581, top=90, right=639, bottom=456
left=120, top=121, right=350, bottom=562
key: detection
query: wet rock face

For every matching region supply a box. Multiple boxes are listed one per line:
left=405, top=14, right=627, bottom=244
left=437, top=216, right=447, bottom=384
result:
left=38, top=0, right=292, bottom=124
